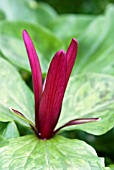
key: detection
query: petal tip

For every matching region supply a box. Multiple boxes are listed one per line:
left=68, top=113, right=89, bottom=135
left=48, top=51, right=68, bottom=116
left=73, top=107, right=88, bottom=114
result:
left=72, top=38, right=78, bottom=45
left=22, top=29, right=27, bottom=35
left=59, top=49, right=65, bottom=55
left=55, top=50, right=66, bottom=58
left=96, top=118, right=101, bottom=121
left=22, top=30, right=29, bottom=41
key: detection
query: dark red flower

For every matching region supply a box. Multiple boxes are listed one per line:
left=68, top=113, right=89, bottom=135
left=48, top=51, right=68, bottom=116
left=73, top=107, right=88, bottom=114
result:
left=11, top=30, right=99, bottom=139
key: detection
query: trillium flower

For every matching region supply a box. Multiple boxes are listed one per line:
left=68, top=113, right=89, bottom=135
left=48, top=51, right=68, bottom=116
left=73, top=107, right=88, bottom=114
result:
left=11, top=30, right=99, bottom=140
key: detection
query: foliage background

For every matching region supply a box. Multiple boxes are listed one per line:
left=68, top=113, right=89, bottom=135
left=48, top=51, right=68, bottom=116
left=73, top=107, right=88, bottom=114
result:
left=36, top=0, right=114, bottom=14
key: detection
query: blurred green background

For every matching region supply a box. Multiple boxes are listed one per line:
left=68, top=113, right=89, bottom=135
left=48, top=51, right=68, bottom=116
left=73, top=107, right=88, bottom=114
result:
left=36, top=0, right=114, bottom=14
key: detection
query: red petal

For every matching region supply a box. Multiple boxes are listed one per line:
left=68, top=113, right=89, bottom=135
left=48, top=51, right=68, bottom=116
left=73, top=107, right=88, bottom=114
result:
left=22, top=30, right=42, bottom=129
left=66, top=38, right=78, bottom=86
left=54, top=118, right=100, bottom=134
left=39, top=50, right=67, bottom=139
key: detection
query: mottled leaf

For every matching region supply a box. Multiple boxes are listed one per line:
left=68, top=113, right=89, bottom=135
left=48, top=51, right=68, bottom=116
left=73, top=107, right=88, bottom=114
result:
left=0, top=135, right=105, bottom=169
left=57, top=73, right=114, bottom=135
left=0, top=57, right=34, bottom=123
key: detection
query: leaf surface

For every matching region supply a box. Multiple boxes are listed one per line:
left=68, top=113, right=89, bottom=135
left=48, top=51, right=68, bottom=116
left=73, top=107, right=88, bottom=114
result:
left=0, top=0, right=57, bottom=26
left=109, top=164, right=114, bottom=170
left=0, top=135, right=106, bottom=170
left=0, top=57, right=34, bottom=123
left=2, top=121, right=19, bottom=139
left=48, top=14, right=95, bottom=39
left=58, top=73, right=114, bottom=135
left=0, top=135, right=9, bottom=147
left=73, top=5, right=114, bottom=76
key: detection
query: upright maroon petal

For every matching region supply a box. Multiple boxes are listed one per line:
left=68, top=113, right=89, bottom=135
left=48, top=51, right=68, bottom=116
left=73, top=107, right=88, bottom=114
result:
left=54, top=118, right=100, bottom=134
left=39, top=50, right=67, bottom=139
left=66, top=38, right=78, bottom=86
left=22, top=30, right=42, bottom=129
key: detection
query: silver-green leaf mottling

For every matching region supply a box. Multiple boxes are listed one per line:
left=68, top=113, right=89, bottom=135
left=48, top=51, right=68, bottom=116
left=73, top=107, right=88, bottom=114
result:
left=58, top=73, right=114, bottom=135
left=0, top=135, right=106, bottom=170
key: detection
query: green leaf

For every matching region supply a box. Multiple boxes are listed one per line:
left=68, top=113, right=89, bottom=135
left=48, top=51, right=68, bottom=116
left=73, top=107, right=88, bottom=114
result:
left=0, top=0, right=57, bottom=26
left=0, top=135, right=106, bottom=169
left=104, top=168, right=111, bottom=170
left=0, top=21, right=63, bottom=73
left=0, top=57, right=34, bottom=124
left=0, top=122, right=7, bottom=135
left=0, top=103, right=31, bottom=129
left=0, top=10, right=5, bottom=20
left=2, top=121, right=19, bottom=139
left=0, top=121, right=19, bottom=139
left=73, top=5, right=114, bottom=76
left=0, top=104, right=13, bottom=122
left=48, top=14, right=95, bottom=39
left=58, top=73, right=114, bottom=135
left=109, top=164, right=114, bottom=170
left=0, top=135, right=9, bottom=147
